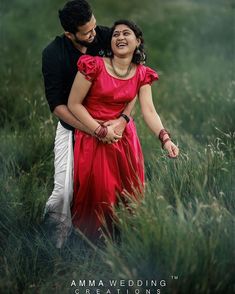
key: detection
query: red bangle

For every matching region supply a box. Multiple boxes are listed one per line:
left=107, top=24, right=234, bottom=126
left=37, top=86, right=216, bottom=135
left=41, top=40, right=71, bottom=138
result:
left=94, top=125, right=108, bottom=138
left=161, top=137, right=171, bottom=149
left=159, top=129, right=170, bottom=141
left=94, top=125, right=101, bottom=134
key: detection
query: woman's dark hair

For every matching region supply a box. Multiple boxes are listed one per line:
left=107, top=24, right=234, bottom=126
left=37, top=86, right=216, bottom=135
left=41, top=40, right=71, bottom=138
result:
left=109, top=20, right=146, bottom=64
left=58, top=0, right=92, bottom=34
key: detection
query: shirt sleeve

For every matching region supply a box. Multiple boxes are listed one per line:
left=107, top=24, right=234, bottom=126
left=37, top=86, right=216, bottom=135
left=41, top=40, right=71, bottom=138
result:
left=140, top=66, right=159, bottom=87
left=42, top=45, right=66, bottom=113
left=77, top=55, right=101, bottom=81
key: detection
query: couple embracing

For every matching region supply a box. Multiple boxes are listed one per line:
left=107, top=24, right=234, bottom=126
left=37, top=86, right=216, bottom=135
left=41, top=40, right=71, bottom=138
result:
left=42, top=0, right=179, bottom=248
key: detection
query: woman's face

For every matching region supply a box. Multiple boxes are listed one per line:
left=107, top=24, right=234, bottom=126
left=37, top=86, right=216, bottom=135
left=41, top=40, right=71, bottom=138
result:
left=111, top=24, right=140, bottom=58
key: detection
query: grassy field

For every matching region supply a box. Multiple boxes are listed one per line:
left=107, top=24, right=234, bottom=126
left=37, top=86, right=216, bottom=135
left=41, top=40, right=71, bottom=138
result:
left=0, top=0, right=234, bottom=293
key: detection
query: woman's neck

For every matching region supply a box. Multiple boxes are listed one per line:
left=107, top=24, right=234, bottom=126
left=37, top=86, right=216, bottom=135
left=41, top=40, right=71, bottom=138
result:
left=109, top=56, right=133, bottom=79
left=112, top=56, right=132, bottom=70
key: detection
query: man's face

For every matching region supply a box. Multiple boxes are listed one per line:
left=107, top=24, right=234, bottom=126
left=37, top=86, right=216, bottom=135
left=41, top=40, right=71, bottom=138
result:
left=67, top=14, right=97, bottom=47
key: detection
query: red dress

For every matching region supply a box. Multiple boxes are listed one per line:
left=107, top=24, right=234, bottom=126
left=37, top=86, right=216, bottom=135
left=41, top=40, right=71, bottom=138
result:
left=71, top=55, right=158, bottom=240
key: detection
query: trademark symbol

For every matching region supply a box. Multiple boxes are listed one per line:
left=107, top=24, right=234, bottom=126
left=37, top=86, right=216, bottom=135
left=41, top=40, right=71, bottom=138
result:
left=171, top=275, right=178, bottom=280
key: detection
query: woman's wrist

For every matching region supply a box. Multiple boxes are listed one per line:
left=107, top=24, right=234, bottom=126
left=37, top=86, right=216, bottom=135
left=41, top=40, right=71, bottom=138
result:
left=161, top=137, right=172, bottom=149
left=158, top=128, right=170, bottom=140
left=119, top=113, right=130, bottom=123
left=158, top=128, right=171, bottom=149
left=94, top=125, right=108, bottom=138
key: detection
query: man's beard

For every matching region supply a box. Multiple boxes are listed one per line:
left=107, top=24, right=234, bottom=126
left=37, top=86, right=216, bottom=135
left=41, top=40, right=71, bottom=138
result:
left=74, top=35, right=97, bottom=48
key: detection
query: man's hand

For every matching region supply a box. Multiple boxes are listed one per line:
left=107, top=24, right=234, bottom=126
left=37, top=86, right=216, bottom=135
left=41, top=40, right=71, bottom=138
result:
left=103, top=117, right=127, bottom=137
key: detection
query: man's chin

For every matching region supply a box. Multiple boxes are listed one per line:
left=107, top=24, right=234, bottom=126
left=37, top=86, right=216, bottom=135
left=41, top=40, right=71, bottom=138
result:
left=76, top=37, right=97, bottom=48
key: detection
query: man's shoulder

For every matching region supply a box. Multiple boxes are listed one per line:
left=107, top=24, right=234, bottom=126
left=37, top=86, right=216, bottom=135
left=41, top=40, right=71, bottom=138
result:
left=96, top=25, right=111, bottom=33
left=96, top=25, right=111, bottom=40
left=42, top=35, right=65, bottom=56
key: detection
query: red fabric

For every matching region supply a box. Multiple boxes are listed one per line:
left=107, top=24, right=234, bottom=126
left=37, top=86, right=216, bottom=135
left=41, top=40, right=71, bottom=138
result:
left=72, top=55, right=158, bottom=240
left=77, top=55, right=101, bottom=81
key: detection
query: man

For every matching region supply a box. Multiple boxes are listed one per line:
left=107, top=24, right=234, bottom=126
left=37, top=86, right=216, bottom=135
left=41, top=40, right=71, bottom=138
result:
left=42, top=0, right=133, bottom=248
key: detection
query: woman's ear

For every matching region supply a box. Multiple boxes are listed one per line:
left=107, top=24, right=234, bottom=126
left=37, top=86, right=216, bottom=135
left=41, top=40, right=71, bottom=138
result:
left=136, top=38, right=141, bottom=47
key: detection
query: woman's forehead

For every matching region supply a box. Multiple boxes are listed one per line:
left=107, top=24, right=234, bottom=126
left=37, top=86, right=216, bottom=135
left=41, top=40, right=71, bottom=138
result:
left=113, top=24, right=132, bottom=33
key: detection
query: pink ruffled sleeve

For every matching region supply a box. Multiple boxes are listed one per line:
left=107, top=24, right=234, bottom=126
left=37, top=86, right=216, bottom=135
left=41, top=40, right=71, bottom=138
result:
left=140, top=66, right=159, bottom=87
left=77, top=55, right=100, bottom=81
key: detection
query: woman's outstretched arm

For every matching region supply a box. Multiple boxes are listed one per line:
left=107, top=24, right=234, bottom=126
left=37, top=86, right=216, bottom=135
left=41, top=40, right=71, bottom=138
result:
left=138, top=84, right=179, bottom=158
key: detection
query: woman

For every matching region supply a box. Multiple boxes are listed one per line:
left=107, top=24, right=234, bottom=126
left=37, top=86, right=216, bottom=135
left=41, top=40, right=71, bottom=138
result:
left=68, top=20, right=179, bottom=241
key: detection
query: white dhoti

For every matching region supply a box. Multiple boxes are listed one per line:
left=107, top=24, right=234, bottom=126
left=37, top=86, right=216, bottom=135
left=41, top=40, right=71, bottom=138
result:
left=44, top=122, right=74, bottom=248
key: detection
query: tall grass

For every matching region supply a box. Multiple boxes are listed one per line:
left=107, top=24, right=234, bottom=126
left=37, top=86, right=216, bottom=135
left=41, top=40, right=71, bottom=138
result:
left=104, top=133, right=235, bottom=294
left=0, top=0, right=234, bottom=293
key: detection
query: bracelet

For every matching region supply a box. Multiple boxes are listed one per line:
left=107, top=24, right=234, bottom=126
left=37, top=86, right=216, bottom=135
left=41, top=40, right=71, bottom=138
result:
left=94, top=125, right=108, bottom=138
left=161, top=137, right=171, bottom=149
left=94, top=125, right=101, bottom=134
left=119, top=113, right=130, bottom=123
left=158, top=128, right=171, bottom=141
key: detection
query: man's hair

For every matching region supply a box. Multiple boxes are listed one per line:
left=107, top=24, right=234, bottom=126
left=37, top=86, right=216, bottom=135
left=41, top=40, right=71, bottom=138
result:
left=58, top=0, right=92, bottom=34
left=110, top=20, right=146, bottom=64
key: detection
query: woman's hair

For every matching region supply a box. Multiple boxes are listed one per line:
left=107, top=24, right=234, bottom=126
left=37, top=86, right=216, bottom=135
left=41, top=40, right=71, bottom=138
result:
left=58, top=0, right=92, bottom=34
left=109, top=20, right=146, bottom=64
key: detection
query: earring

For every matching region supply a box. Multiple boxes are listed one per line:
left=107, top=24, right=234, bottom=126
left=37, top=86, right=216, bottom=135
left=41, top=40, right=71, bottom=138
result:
left=135, top=46, right=145, bottom=64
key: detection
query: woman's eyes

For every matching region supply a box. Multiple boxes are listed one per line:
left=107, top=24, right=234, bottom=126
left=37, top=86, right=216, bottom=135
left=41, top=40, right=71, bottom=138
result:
left=113, top=32, right=131, bottom=37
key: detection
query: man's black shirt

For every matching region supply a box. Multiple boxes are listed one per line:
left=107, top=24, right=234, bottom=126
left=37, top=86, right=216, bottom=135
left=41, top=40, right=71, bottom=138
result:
left=42, top=26, right=111, bottom=130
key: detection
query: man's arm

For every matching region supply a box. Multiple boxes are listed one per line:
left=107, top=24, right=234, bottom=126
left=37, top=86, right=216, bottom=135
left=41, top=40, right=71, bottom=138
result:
left=53, top=105, right=92, bottom=134
left=42, top=45, right=91, bottom=133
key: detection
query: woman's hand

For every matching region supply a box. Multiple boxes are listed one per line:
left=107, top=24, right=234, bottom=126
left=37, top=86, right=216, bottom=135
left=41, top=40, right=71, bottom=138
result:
left=163, top=140, right=179, bottom=158
left=106, top=125, right=122, bottom=143
left=103, top=117, right=127, bottom=137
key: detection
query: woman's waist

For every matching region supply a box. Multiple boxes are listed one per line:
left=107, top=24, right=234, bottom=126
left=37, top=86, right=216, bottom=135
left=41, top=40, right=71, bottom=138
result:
left=75, top=118, right=136, bottom=136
